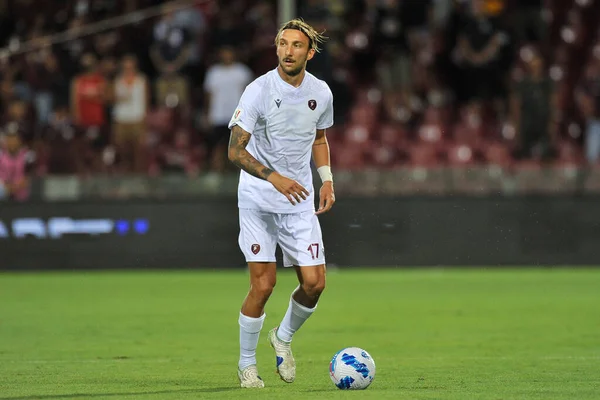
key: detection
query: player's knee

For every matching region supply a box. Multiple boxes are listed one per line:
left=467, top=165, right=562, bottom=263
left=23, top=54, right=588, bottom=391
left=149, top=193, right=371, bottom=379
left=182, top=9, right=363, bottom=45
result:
left=302, top=277, right=325, bottom=299
left=252, top=277, right=276, bottom=301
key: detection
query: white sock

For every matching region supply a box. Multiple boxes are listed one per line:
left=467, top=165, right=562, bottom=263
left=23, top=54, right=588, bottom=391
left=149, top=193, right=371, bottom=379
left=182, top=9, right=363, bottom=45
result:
left=238, top=312, right=266, bottom=370
left=277, top=289, right=316, bottom=343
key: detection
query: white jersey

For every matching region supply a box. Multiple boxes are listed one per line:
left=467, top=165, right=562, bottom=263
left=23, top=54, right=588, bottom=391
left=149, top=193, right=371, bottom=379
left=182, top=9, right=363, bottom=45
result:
left=228, top=68, right=334, bottom=214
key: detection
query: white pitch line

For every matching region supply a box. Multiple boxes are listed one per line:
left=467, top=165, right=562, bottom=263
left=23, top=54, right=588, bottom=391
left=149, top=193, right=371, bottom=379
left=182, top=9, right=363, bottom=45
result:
left=2, top=356, right=599, bottom=364
left=0, top=358, right=177, bottom=364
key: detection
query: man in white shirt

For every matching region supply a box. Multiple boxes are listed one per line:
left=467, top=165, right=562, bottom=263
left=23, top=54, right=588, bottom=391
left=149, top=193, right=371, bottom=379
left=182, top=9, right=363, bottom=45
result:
left=227, top=19, right=335, bottom=388
left=112, top=55, right=149, bottom=172
left=204, top=47, right=253, bottom=172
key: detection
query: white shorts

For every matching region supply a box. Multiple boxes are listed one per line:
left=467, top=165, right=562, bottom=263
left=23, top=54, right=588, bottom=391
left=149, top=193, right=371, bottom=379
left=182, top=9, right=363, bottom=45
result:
left=238, top=209, right=325, bottom=267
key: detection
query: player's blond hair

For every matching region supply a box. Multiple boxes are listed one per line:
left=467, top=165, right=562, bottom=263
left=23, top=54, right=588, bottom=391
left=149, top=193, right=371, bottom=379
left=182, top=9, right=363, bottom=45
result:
left=275, top=18, right=327, bottom=53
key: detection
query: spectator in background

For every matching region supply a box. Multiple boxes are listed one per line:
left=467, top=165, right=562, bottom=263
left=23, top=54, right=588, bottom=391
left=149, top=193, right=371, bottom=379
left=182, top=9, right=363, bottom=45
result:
left=0, top=125, right=31, bottom=201
left=112, top=55, right=149, bottom=172
left=203, top=46, right=252, bottom=172
left=297, top=0, right=329, bottom=23
left=513, top=0, right=546, bottom=46
left=0, top=3, right=13, bottom=48
left=0, top=77, right=18, bottom=113
left=169, top=2, right=207, bottom=86
left=60, top=17, right=91, bottom=79
left=246, top=1, right=278, bottom=77
left=510, top=50, right=556, bottom=160
left=400, top=0, right=434, bottom=48
left=302, top=19, right=332, bottom=82
left=93, top=31, right=121, bottom=67
left=0, top=55, right=31, bottom=105
left=151, top=128, right=201, bottom=177
left=151, top=4, right=192, bottom=108
left=374, top=0, right=411, bottom=91
left=71, top=53, right=109, bottom=172
left=4, top=100, right=36, bottom=149
left=210, top=12, right=246, bottom=50
left=576, top=61, right=600, bottom=163
left=154, top=67, right=190, bottom=109
left=24, top=40, right=66, bottom=126
left=42, top=104, right=79, bottom=174
left=453, top=0, right=511, bottom=109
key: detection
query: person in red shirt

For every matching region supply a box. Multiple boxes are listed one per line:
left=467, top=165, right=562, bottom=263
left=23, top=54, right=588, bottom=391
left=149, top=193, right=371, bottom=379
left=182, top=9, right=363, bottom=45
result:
left=71, top=53, right=109, bottom=172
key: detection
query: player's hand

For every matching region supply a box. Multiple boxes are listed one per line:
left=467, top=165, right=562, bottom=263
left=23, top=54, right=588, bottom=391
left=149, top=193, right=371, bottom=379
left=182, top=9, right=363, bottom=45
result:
left=316, top=181, right=335, bottom=215
left=267, top=172, right=309, bottom=205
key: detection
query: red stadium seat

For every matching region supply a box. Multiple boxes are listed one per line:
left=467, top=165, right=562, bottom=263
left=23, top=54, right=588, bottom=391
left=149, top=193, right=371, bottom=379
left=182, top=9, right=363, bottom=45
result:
left=379, top=124, right=409, bottom=147
left=345, top=124, right=374, bottom=145
left=422, top=106, right=443, bottom=124
left=408, top=143, right=441, bottom=166
left=447, top=144, right=476, bottom=166
left=354, top=87, right=383, bottom=105
left=452, top=123, right=485, bottom=146
left=417, top=122, right=445, bottom=145
left=370, top=144, right=398, bottom=167
left=331, top=144, right=366, bottom=170
left=556, top=140, right=584, bottom=165
left=145, top=107, right=175, bottom=135
left=349, top=104, right=379, bottom=125
left=482, top=142, right=514, bottom=166
left=324, top=126, right=342, bottom=148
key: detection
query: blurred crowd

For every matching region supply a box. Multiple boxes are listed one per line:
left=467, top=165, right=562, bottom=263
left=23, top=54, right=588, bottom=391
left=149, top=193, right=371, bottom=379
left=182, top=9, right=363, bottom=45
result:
left=1, top=0, right=600, bottom=201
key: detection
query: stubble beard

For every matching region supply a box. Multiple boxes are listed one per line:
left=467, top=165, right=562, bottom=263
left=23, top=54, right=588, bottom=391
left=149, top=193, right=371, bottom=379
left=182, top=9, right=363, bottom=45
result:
left=279, top=59, right=305, bottom=77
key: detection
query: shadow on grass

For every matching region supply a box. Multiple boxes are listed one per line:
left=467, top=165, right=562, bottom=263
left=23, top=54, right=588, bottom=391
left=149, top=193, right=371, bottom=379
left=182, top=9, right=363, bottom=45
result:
left=0, top=387, right=236, bottom=399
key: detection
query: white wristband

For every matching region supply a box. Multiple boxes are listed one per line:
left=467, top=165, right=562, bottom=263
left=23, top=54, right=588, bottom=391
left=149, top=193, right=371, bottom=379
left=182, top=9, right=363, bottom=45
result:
left=317, top=165, right=333, bottom=183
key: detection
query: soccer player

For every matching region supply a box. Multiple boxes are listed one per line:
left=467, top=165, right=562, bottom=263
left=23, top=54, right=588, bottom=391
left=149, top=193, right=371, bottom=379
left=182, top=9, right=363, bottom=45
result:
left=227, top=19, right=335, bottom=388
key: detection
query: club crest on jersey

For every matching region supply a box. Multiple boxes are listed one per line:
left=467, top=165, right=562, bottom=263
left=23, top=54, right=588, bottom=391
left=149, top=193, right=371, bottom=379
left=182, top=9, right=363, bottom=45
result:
left=308, top=99, right=317, bottom=110
left=232, top=108, right=242, bottom=122
left=275, top=99, right=282, bottom=108
left=251, top=244, right=261, bottom=255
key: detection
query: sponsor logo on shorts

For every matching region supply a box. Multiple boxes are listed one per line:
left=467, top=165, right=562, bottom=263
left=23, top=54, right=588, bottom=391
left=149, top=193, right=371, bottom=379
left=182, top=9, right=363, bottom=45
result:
left=251, top=243, right=261, bottom=255
left=308, top=99, right=317, bottom=110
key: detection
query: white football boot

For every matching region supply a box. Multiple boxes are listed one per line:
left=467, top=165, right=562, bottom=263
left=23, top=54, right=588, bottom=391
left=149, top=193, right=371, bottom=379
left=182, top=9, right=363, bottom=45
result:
left=237, top=365, right=264, bottom=388
left=267, top=327, right=295, bottom=383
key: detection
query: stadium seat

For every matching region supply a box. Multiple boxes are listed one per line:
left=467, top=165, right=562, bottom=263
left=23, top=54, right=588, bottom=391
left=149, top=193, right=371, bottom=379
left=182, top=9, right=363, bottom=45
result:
left=556, top=139, right=584, bottom=165
left=354, top=87, right=383, bottom=106
left=331, top=143, right=366, bottom=170
left=345, top=123, right=374, bottom=145
left=324, top=126, right=342, bottom=147
left=349, top=104, right=379, bottom=126
left=422, top=106, right=444, bottom=125
left=145, top=107, right=175, bottom=135
left=482, top=142, right=514, bottom=167
left=379, top=123, right=409, bottom=148
left=417, top=122, right=445, bottom=145
left=408, top=143, right=441, bottom=166
left=452, top=122, right=485, bottom=147
left=370, top=143, right=399, bottom=167
left=447, top=144, right=477, bottom=166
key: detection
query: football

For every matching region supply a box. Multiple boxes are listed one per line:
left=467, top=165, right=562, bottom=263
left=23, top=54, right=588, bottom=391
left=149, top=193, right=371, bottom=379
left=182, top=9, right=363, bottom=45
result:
left=329, top=347, right=376, bottom=390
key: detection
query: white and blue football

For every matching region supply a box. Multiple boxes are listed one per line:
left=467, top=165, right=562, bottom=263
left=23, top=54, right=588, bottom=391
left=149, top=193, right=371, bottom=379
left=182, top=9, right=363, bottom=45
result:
left=329, top=347, right=376, bottom=390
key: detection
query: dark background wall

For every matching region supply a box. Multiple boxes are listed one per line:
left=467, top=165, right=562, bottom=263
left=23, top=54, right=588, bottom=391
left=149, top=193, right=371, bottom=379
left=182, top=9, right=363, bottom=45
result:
left=1, top=197, right=599, bottom=271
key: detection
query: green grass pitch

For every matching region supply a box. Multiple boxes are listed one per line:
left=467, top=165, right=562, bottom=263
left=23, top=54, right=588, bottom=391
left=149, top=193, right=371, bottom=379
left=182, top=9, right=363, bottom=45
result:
left=1, top=268, right=599, bottom=399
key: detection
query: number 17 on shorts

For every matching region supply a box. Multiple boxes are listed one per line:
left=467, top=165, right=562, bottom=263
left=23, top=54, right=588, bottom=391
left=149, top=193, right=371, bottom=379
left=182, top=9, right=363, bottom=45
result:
left=307, top=243, right=320, bottom=260
left=238, top=209, right=325, bottom=267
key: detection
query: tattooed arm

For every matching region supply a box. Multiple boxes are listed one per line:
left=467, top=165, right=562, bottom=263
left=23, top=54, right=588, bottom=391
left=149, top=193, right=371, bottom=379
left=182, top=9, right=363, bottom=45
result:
left=228, top=124, right=309, bottom=205
left=228, top=125, right=274, bottom=181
